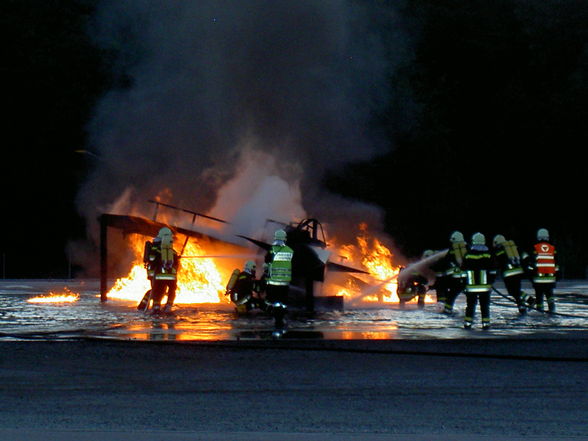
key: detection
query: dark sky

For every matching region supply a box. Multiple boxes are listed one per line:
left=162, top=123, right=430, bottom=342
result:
left=4, top=0, right=588, bottom=278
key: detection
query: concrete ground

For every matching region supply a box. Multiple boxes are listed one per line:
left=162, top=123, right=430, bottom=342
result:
left=1, top=337, right=588, bottom=440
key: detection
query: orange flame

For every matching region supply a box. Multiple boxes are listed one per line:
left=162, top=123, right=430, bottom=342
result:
left=331, top=222, right=434, bottom=304
left=107, top=234, right=229, bottom=304
left=28, top=288, right=80, bottom=304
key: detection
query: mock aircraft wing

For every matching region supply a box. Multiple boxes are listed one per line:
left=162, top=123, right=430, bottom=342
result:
left=236, top=235, right=272, bottom=251
left=326, top=261, right=370, bottom=274
left=100, top=213, right=228, bottom=245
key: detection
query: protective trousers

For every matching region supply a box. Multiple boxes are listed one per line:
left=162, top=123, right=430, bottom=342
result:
left=443, top=278, right=464, bottom=314
left=533, top=282, right=556, bottom=313
left=504, top=274, right=526, bottom=314
left=151, top=279, right=177, bottom=312
left=464, top=290, right=490, bottom=328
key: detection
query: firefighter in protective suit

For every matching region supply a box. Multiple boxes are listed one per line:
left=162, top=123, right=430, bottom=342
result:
left=396, top=250, right=432, bottom=308
left=492, top=234, right=529, bottom=315
left=527, top=228, right=559, bottom=313
left=462, top=232, right=496, bottom=329
left=441, top=231, right=468, bottom=314
left=137, top=235, right=161, bottom=311
left=264, top=229, right=293, bottom=327
left=150, top=227, right=179, bottom=314
left=225, top=260, right=264, bottom=314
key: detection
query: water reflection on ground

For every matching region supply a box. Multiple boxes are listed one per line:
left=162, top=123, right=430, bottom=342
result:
left=1, top=279, right=588, bottom=341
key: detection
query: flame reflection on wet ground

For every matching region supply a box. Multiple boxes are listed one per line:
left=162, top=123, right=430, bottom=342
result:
left=2, top=279, right=588, bottom=341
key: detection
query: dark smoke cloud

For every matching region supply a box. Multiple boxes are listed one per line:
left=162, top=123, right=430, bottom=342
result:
left=76, top=0, right=409, bottom=273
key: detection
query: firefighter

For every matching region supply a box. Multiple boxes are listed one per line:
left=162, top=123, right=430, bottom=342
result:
left=396, top=250, right=432, bottom=309
left=264, top=229, right=293, bottom=327
left=492, top=234, right=528, bottom=315
left=150, top=227, right=179, bottom=314
left=225, top=260, right=264, bottom=314
left=137, top=236, right=160, bottom=311
left=526, top=228, right=559, bottom=313
left=462, top=232, right=496, bottom=329
left=441, top=231, right=468, bottom=314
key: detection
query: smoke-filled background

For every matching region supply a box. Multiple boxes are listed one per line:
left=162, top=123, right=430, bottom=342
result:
left=5, top=0, right=588, bottom=278
left=72, top=0, right=407, bottom=274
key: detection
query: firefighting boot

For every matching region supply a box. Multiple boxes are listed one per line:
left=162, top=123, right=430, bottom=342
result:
left=151, top=303, right=162, bottom=315
left=482, top=318, right=491, bottom=330
left=547, top=299, right=556, bottom=314
left=272, top=303, right=287, bottom=329
left=463, top=318, right=473, bottom=330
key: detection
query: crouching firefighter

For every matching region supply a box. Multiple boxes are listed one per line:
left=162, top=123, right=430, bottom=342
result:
left=492, top=235, right=528, bottom=315
left=462, top=233, right=496, bottom=329
left=225, top=260, right=264, bottom=314
left=150, top=227, right=179, bottom=314
left=396, top=250, right=432, bottom=309
left=264, top=229, right=293, bottom=328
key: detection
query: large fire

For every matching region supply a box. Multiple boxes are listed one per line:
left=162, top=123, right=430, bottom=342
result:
left=106, top=220, right=431, bottom=307
left=333, top=223, right=402, bottom=303
left=107, top=235, right=228, bottom=304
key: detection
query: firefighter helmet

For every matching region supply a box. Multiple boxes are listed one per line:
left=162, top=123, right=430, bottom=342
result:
left=157, top=227, right=173, bottom=240
left=537, top=228, right=549, bottom=241
left=493, top=234, right=506, bottom=247
left=472, top=232, right=486, bottom=245
left=422, top=249, right=435, bottom=259
left=244, top=260, right=256, bottom=275
left=274, top=229, right=287, bottom=242
left=449, top=231, right=464, bottom=243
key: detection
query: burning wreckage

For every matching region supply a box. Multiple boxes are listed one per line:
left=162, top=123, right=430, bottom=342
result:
left=99, top=200, right=434, bottom=317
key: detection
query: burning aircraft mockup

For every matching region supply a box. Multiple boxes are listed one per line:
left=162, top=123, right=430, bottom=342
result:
left=99, top=202, right=371, bottom=311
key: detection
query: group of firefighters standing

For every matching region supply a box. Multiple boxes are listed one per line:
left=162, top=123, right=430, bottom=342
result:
left=400, top=227, right=559, bottom=329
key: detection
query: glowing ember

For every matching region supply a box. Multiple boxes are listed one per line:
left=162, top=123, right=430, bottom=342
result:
left=107, top=234, right=228, bottom=304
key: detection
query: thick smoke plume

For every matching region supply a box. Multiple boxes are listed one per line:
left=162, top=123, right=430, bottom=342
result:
left=75, top=0, right=408, bottom=275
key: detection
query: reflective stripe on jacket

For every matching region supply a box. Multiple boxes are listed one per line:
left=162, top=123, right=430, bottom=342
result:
left=532, top=242, right=557, bottom=283
left=462, top=245, right=495, bottom=293
left=267, top=245, right=293, bottom=286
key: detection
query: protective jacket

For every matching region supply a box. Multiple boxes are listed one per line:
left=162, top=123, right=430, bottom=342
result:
left=529, top=241, right=558, bottom=284
left=445, top=241, right=467, bottom=279
left=229, top=271, right=260, bottom=305
left=462, top=245, right=496, bottom=293
left=149, top=243, right=179, bottom=281
left=265, top=244, right=294, bottom=286
left=494, top=240, right=524, bottom=278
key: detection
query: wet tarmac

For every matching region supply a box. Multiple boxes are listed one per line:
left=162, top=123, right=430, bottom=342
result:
left=2, top=279, right=588, bottom=341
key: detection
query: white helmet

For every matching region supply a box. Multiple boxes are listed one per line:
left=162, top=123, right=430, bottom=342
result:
left=472, top=232, right=486, bottom=245
left=537, top=228, right=549, bottom=241
left=274, top=229, right=287, bottom=242
left=493, top=234, right=506, bottom=247
left=450, top=231, right=464, bottom=243
left=244, top=260, right=256, bottom=275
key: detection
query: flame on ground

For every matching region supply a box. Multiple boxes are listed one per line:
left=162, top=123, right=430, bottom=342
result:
left=28, top=288, right=80, bottom=304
